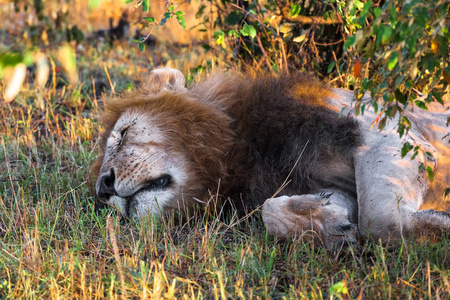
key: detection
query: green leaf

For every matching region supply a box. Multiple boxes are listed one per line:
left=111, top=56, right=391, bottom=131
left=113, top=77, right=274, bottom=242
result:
left=159, top=12, right=172, bottom=27
left=240, top=23, right=257, bottom=38
left=394, top=88, right=406, bottom=104
left=444, top=188, right=450, bottom=199
left=329, top=281, right=348, bottom=296
left=142, top=0, right=149, bottom=12
left=124, top=0, right=134, bottom=3
left=388, top=52, right=398, bottom=70
left=227, top=29, right=239, bottom=37
left=196, top=5, right=206, bottom=18
left=378, top=116, right=387, bottom=131
left=0, top=53, right=24, bottom=68
left=403, top=116, right=411, bottom=128
left=214, top=31, right=225, bottom=38
left=381, top=26, right=392, bottom=44
left=0, top=52, right=30, bottom=78
left=214, top=31, right=225, bottom=46
left=361, top=1, right=372, bottom=17
left=373, top=101, right=378, bottom=114
left=401, top=142, right=413, bottom=158
left=139, top=42, right=145, bottom=52
left=289, top=4, right=301, bottom=17
left=89, top=0, right=101, bottom=9
left=431, top=90, right=444, bottom=105
left=176, top=11, right=186, bottom=28
left=344, top=35, right=356, bottom=51
left=412, top=148, right=419, bottom=160
left=394, top=75, right=404, bottom=87
left=389, top=5, right=397, bottom=21
left=225, top=11, right=243, bottom=25
left=327, top=61, right=336, bottom=74
left=373, top=7, right=381, bottom=18
left=143, top=17, right=155, bottom=22
left=405, top=81, right=413, bottom=90
left=426, top=166, right=434, bottom=182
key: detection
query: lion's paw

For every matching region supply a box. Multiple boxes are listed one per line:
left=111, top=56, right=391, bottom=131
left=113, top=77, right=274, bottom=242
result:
left=262, top=193, right=357, bottom=249
left=412, top=209, right=450, bottom=240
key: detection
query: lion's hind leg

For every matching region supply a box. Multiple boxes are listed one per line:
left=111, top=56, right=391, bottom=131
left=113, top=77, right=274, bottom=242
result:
left=262, top=190, right=358, bottom=249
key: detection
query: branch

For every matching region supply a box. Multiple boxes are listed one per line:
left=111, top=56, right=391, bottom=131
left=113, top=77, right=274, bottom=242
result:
left=275, top=0, right=343, bottom=25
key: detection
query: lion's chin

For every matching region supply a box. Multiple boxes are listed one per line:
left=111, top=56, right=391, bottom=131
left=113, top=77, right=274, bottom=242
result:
left=106, top=191, right=167, bottom=219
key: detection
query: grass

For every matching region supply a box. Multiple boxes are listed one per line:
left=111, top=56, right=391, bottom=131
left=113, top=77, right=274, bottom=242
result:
left=1, top=3, right=449, bottom=299
left=0, top=127, right=449, bottom=299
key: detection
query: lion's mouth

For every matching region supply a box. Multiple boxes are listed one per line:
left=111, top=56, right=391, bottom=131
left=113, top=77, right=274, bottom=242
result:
left=122, top=174, right=173, bottom=217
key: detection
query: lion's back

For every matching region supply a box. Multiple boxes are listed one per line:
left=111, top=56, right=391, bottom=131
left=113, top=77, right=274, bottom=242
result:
left=191, top=72, right=362, bottom=210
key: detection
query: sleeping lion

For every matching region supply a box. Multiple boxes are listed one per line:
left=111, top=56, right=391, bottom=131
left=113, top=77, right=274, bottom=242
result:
left=92, top=67, right=450, bottom=248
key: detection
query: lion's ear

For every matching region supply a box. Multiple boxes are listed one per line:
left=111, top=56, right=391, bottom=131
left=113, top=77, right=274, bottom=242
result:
left=145, top=67, right=186, bottom=94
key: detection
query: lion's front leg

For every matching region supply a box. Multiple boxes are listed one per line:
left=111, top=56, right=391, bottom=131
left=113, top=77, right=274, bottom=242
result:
left=262, top=191, right=358, bottom=249
left=354, top=126, right=440, bottom=242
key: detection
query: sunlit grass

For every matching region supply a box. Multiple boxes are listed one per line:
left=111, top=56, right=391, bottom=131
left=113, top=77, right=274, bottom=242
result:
left=0, top=3, right=449, bottom=298
left=1, top=57, right=449, bottom=299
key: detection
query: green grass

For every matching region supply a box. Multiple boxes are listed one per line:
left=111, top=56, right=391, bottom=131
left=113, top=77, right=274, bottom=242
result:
left=1, top=34, right=449, bottom=300
left=0, top=129, right=449, bottom=299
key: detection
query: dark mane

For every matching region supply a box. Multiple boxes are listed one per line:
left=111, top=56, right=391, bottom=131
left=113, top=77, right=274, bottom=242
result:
left=193, top=72, right=361, bottom=210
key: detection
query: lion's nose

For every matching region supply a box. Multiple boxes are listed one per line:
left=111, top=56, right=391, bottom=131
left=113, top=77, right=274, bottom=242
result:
left=97, top=168, right=116, bottom=198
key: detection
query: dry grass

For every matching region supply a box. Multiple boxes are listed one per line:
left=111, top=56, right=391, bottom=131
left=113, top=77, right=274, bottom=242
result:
left=0, top=1, right=449, bottom=299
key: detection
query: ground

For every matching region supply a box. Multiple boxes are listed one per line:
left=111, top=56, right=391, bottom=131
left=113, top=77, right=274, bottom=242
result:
left=0, top=1, right=449, bottom=299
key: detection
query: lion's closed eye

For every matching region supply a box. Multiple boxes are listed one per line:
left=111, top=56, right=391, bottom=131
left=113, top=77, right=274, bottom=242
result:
left=117, top=126, right=130, bottom=147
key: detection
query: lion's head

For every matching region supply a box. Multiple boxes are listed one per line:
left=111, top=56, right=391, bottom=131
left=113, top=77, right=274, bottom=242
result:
left=92, top=68, right=234, bottom=217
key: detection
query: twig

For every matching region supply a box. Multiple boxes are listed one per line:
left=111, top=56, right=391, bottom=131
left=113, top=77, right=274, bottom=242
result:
left=275, top=0, right=343, bottom=24
left=332, top=50, right=344, bottom=86
left=103, top=66, right=115, bottom=94
left=315, top=39, right=344, bottom=46
left=255, top=34, right=272, bottom=69
left=91, top=76, right=98, bottom=110
left=271, top=140, right=309, bottom=199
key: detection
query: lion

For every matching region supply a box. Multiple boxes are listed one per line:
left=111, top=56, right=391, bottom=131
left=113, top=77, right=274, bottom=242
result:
left=92, top=67, right=450, bottom=248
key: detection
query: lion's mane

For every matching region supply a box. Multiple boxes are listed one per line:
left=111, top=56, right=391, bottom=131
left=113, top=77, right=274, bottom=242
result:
left=93, top=72, right=361, bottom=211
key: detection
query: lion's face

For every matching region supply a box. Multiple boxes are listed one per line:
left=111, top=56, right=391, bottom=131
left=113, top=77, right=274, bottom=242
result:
left=93, top=68, right=239, bottom=218
left=96, top=109, right=190, bottom=217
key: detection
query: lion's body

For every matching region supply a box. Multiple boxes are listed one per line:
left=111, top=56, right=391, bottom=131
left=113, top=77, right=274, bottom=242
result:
left=93, top=68, right=450, bottom=247
left=190, top=73, right=362, bottom=212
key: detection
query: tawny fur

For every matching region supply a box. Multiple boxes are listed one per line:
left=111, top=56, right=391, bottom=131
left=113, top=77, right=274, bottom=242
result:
left=93, top=71, right=360, bottom=211
left=92, top=68, right=450, bottom=247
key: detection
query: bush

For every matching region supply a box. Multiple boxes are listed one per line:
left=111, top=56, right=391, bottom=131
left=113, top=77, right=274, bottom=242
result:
left=133, top=0, right=449, bottom=138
